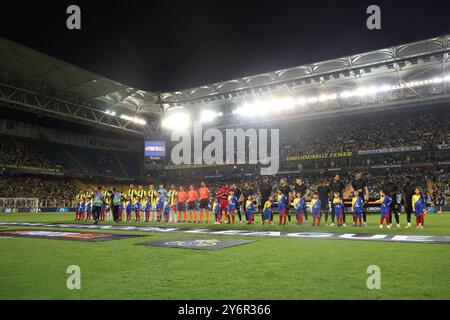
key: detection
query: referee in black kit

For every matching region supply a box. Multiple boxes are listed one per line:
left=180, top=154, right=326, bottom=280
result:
left=351, top=172, right=369, bottom=226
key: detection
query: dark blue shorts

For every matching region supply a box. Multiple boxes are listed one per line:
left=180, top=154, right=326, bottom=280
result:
left=178, top=202, right=186, bottom=211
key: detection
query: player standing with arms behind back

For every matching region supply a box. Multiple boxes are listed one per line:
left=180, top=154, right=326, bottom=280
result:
left=403, top=177, right=417, bottom=229
left=198, top=182, right=210, bottom=223
left=317, top=180, right=330, bottom=225
left=177, top=186, right=188, bottom=223
left=329, top=175, right=345, bottom=226
left=351, top=172, right=369, bottom=227
left=187, top=185, right=198, bottom=223
left=167, top=185, right=178, bottom=223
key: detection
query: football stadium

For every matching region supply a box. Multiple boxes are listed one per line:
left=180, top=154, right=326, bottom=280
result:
left=0, top=2, right=449, bottom=304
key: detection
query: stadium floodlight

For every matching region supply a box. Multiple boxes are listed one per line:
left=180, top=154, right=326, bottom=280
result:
left=254, top=101, right=271, bottom=115
left=273, top=97, right=296, bottom=110
left=200, top=110, right=220, bottom=123
left=161, top=112, right=190, bottom=129
left=297, top=97, right=307, bottom=105
left=231, top=73, right=450, bottom=118
left=318, top=93, right=338, bottom=102
left=307, top=96, right=319, bottom=104
left=379, top=84, right=392, bottom=92
left=120, top=114, right=147, bottom=125
left=340, top=90, right=353, bottom=98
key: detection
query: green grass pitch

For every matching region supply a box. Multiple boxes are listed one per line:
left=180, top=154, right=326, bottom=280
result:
left=1, top=212, right=449, bottom=300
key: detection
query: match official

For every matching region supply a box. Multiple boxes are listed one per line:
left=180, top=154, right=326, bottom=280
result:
left=111, top=187, right=122, bottom=223
left=92, top=186, right=104, bottom=224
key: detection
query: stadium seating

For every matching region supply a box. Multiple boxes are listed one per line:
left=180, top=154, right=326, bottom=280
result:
left=0, top=134, right=141, bottom=178
left=280, top=105, right=447, bottom=158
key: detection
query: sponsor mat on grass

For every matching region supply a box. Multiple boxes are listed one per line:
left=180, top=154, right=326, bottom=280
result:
left=0, top=222, right=449, bottom=244
left=136, top=238, right=255, bottom=250
left=0, top=229, right=144, bottom=242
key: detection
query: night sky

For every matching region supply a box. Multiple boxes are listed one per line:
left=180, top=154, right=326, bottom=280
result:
left=1, top=0, right=450, bottom=92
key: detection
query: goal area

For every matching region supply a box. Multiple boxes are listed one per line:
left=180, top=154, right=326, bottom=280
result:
left=0, top=198, right=40, bottom=213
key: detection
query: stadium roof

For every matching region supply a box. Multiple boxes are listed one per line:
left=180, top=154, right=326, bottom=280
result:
left=0, top=36, right=161, bottom=116
left=160, top=34, right=450, bottom=108
left=1, top=34, right=449, bottom=134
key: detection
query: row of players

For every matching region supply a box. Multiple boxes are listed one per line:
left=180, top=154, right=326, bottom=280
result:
left=74, top=183, right=428, bottom=229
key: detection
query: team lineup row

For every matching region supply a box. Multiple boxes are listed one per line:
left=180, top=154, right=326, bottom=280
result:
left=74, top=179, right=428, bottom=229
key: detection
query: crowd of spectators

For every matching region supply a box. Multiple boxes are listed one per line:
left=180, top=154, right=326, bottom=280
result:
left=281, top=106, right=448, bottom=157
left=0, top=176, right=77, bottom=207
left=0, top=135, right=57, bottom=169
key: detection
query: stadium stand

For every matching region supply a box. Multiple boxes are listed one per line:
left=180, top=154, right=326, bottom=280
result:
left=280, top=105, right=447, bottom=158
left=0, top=133, right=142, bottom=178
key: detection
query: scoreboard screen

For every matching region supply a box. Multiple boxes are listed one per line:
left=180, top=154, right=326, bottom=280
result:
left=144, top=141, right=166, bottom=160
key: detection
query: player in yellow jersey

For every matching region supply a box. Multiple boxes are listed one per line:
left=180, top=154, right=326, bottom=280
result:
left=148, top=184, right=157, bottom=207
left=127, top=184, right=137, bottom=203
left=85, top=188, right=93, bottom=200
left=136, top=185, right=146, bottom=200
left=167, top=185, right=178, bottom=223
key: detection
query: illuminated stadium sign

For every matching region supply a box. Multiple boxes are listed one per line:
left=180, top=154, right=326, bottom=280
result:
left=144, top=141, right=166, bottom=159
left=286, top=151, right=353, bottom=161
